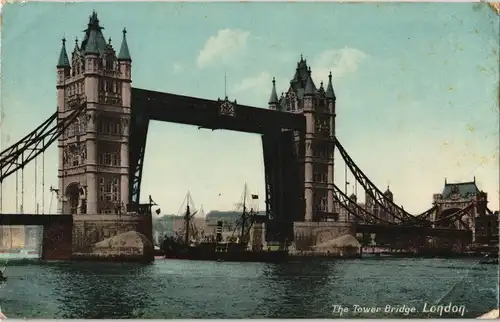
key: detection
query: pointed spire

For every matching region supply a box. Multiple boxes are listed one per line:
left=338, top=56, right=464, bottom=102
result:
left=326, top=71, right=335, bottom=99
left=73, top=37, right=80, bottom=54
left=304, top=72, right=316, bottom=96
left=57, top=37, right=70, bottom=68
left=85, top=28, right=99, bottom=55
left=118, top=28, right=132, bottom=61
left=268, top=77, right=279, bottom=104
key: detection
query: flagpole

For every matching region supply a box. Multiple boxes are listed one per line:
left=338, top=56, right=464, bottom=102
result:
left=344, top=163, right=349, bottom=195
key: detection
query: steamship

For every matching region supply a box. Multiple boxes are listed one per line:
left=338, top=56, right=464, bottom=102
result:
left=160, top=186, right=289, bottom=263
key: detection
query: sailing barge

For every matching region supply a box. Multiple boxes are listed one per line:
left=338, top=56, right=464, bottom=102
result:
left=160, top=186, right=289, bottom=263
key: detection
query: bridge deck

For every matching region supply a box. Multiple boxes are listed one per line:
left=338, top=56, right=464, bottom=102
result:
left=0, top=214, right=73, bottom=226
left=131, top=88, right=306, bottom=133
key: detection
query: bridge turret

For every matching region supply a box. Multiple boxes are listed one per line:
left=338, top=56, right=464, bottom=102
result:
left=57, top=11, right=133, bottom=215
left=70, top=38, right=82, bottom=78
left=302, top=67, right=316, bottom=221
left=57, top=38, right=71, bottom=83
left=326, top=72, right=336, bottom=101
left=268, top=77, right=279, bottom=110
left=384, top=186, right=393, bottom=201
left=118, top=27, right=132, bottom=209
left=303, top=68, right=317, bottom=98
left=349, top=193, right=357, bottom=203
left=56, top=38, right=70, bottom=113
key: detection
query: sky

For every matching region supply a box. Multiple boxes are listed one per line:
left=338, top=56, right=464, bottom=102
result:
left=0, top=2, right=498, bottom=217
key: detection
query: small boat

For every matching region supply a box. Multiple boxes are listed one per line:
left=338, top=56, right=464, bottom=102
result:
left=479, top=252, right=499, bottom=265
left=0, top=269, right=6, bottom=282
left=161, top=186, right=289, bottom=263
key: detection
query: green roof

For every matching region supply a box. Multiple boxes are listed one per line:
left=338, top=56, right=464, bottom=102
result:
left=57, top=38, right=70, bottom=68
left=441, top=181, right=479, bottom=199
left=117, top=28, right=131, bottom=61
left=268, top=77, right=278, bottom=104
left=80, top=11, right=108, bottom=56
left=326, top=72, right=336, bottom=99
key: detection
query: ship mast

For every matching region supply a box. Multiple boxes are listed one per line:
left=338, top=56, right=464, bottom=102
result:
left=184, top=203, right=191, bottom=245
left=183, top=191, right=197, bottom=245
left=239, top=183, right=251, bottom=244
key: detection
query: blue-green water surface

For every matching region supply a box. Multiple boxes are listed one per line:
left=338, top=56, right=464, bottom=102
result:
left=0, top=257, right=497, bottom=318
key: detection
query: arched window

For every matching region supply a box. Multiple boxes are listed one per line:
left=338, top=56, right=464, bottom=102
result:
left=105, top=55, right=114, bottom=70
left=286, top=90, right=297, bottom=112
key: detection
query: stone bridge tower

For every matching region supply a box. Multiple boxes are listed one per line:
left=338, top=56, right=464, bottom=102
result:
left=432, top=178, right=487, bottom=242
left=57, top=11, right=131, bottom=215
left=268, top=56, right=336, bottom=222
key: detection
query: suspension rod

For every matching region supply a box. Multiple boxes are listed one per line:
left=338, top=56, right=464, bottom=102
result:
left=0, top=104, right=86, bottom=182
left=0, top=112, right=56, bottom=160
left=35, top=154, right=38, bottom=214
left=21, top=154, right=24, bottom=214
left=433, top=203, right=475, bottom=224
left=334, top=137, right=430, bottom=226
left=42, top=146, right=45, bottom=214
left=332, top=183, right=395, bottom=225
left=16, top=169, right=18, bottom=213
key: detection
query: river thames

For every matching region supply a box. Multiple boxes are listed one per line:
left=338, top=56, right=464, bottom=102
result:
left=0, top=257, right=497, bottom=318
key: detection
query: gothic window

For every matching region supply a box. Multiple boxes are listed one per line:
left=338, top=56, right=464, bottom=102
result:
left=72, top=153, right=79, bottom=166
left=112, top=178, right=119, bottom=201
left=97, top=119, right=103, bottom=133
left=111, top=153, right=119, bottom=166
left=317, top=98, right=327, bottom=112
left=313, top=172, right=327, bottom=184
left=105, top=55, right=114, bottom=70
left=286, top=90, right=297, bottom=112
left=75, top=118, right=83, bottom=135
left=104, top=153, right=112, bottom=165
left=99, top=177, right=120, bottom=204
left=99, top=151, right=119, bottom=166
left=68, top=123, right=75, bottom=137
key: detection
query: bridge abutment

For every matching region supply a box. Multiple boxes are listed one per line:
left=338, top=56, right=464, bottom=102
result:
left=292, top=221, right=356, bottom=252
left=37, top=213, right=153, bottom=262
left=71, top=214, right=153, bottom=262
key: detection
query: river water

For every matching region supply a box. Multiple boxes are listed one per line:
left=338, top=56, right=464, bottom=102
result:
left=0, top=256, right=497, bottom=318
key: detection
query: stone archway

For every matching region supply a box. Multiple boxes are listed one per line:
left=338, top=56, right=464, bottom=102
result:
left=65, top=182, right=81, bottom=214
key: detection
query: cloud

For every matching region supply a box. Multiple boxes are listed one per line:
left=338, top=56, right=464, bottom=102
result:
left=172, top=62, right=185, bottom=73
left=231, top=71, right=289, bottom=106
left=232, top=71, right=272, bottom=95
left=197, top=29, right=250, bottom=69
left=229, top=47, right=368, bottom=106
left=310, top=47, right=368, bottom=83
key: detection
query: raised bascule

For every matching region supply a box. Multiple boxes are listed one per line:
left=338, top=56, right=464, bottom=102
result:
left=0, top=12, right=497, bottom=261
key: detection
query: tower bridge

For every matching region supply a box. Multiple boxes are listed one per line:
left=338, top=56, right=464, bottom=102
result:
left=0, top=12, right=496, bottom=261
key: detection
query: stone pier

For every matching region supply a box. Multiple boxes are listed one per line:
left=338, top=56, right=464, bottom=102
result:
left=71, top=214, right=153, bottom=262
left=293, top=221, right=356, bottom=251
